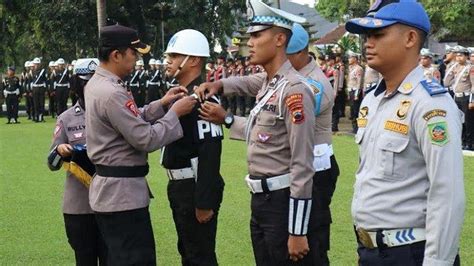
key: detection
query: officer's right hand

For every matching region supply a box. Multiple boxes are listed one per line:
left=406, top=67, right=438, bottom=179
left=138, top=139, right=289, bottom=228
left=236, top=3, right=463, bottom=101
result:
left=57, top=144, right=73, bottom=157
left=193, top=81, right=223, bottom=102
left=288, top=235, right=309, bottom=262
left=170, top=96, right=197, bottom=117
left=160, top=86, right=188, bottom=107
left=469, top=102, right=474, bottom=110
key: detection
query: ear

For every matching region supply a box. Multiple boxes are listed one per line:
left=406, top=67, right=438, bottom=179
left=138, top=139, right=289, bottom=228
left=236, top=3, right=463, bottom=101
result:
left=110, top=50, right=123, bottom=63
left=405, top=29, right=418, bottom=50
left=275, top=32, right=287, bottom=48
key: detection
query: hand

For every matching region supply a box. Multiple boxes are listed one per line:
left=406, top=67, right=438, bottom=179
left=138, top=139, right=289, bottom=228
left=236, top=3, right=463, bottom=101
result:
left=198, top=101, right=226, bottom=125
left=288, top=235, right=309, bottom=262
left=195, top=208, right=214, bottom=223
left=57, top=144, right=73, bottom=157
left=193, top=81, right=223, bottom=102
left=170, top=96, right=197, bottom=117
left=160, top=86, right=188, bottom=107
left=469, top=102, right=474, bottom=110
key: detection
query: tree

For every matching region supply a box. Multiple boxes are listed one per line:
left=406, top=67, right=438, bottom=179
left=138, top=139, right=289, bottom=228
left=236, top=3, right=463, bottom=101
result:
left=315, top=0, right=369, bottom=23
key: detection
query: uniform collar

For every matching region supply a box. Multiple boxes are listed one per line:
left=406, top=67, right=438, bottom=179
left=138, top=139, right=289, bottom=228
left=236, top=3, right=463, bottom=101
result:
left=95, top=66, right=123, bottom=85
left=298, top=57, right=317, bottom=77
left=374, top=65, right=424, bottom=97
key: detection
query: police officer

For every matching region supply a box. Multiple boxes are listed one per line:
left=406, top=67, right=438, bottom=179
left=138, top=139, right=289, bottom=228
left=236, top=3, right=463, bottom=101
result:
left=84, top=24, right=197, bottom=265
left=420, top=49, right=441, bottom=81
left=161, top=29, right=225, bottom=266
left=31, top=57, right=48, bottom=122
left=129, top=59, right=146, bottom=107
left=363, top=64, right=381, bottom=90
left=2, top=66, right=21, bottom=124
left=20, top=61, right=33, bottom=120
left=441, top=45, right=457, bottom=89
left=145, top=58, right=162, bottom=103
left=48, top=61, right=57, bottom=118
left=346, top=51, right=364, bottom=133
left=69, top=59, right=78, bottom=105
left=47, top=58, right=107, bottom=265
left=197, top=22, right=339, bottom=265
left=345, top=0, right=465, bottom=264
left=54, top=58, right=72, bottom=115
left=197, top=1, right=317, bottom=264
left=444, top=46, right=473, bottom=149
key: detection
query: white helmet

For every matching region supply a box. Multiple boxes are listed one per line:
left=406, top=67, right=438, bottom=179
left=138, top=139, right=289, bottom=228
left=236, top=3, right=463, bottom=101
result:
left=24, top=61, right=30, bottom=67
left=149, top=58, right=156, bottom=65
left=156, top=59, right=162, bottom=65
left=56, top=58, right=65, bottom=65
left=48, top=61, right=55, bottom=67
left=74, top=58, right=99, bottom=79
left=27, top=61, right=34, bottom=67
left=71, top=60, right=77, bottom=65
left=164, top=29, right=210, bottom=57
left=136, top=59, right=144, bottom=66
left=33, top=57, right=41, bottom=64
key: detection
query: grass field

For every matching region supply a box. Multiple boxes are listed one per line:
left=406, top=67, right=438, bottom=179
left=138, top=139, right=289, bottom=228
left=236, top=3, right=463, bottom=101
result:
left=0, top=118, right=473, bottom=265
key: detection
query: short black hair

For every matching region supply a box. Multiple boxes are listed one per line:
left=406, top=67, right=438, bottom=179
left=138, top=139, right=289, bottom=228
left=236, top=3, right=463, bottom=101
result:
left=271, top=27, right=292, bottom=47
left=98, top=46, right=129, bottom=62
left=415, top=28, right=427, bottom=52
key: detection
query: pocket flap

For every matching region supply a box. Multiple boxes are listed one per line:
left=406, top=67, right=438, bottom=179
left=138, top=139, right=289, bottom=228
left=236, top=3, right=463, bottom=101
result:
left=377, top=134, right=410, bottom=153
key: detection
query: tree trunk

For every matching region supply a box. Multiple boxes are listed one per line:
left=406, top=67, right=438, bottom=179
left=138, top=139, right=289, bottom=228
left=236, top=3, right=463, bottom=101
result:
left=97, top=0, right=106, bottom=38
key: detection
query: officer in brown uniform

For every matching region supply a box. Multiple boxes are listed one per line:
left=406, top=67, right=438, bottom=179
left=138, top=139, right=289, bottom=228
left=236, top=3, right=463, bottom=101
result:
left=196, top=1, right=317, bottom=264
left=48, top=58, right=107, bottom=265
left=420, top=49, right=441, bottom=82
left=444, top=46, right=474, bottom=149
left=84, top=24, right=197, bottom=265
left=197, top=22, right=339, bottom=265
left=347, top=51, right=364, bottom=133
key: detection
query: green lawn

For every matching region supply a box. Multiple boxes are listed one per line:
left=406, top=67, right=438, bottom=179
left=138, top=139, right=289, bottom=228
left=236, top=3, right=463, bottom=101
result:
left=0, top=118, right=472, bottom=265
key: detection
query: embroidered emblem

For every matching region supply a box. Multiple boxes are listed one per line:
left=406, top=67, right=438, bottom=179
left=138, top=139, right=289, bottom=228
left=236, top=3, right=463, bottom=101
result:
left=257, top=133, right=271, bottom=143
left=396, top=100, right=411, bottom=120
left=428, top=121, right=449, bottom=145
left=285, top=94, right=305, bottom=124
left=125, top=99, right=139, bottom=117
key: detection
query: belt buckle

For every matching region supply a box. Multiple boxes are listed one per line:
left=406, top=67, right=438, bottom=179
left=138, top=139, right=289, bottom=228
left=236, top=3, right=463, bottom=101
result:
left=356, top=228, right=375, bottom=249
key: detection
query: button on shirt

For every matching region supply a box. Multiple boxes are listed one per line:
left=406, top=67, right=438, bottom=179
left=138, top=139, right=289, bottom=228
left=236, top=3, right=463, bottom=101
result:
left=353, top=66, right=465, bottom=265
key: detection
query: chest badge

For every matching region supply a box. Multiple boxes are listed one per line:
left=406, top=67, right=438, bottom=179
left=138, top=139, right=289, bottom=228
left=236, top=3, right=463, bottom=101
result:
left=396, top=100, right=411, bottom=120
left=357, top=106, right=369, bottom=128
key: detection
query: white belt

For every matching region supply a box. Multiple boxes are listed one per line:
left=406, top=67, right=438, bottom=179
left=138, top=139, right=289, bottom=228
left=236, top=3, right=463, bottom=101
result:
left=245, top=174, right=290, bottom=193
left=165, top=157, right=198, bottom=181
left=32, top=83, right=46, bottom=87
left=455, top=92, right=470, bottom=97
left=129, top=83, right=139, bottom=87
left=148, top=82, right=160, bottom=85
left=356, top=228, right=426, bottom=248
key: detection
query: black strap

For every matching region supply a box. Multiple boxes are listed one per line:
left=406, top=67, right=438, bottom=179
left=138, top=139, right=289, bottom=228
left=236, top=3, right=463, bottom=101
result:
left=95, top=164, right=149, bottom=178
left=249, top=175, right=271, bottom=193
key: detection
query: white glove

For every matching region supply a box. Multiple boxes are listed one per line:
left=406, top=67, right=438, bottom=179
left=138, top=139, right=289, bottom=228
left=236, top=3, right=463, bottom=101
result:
left=3, top=90, right=7, bottom=98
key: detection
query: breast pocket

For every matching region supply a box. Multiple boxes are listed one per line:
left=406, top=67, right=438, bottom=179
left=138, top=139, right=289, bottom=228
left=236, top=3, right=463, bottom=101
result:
left=256, top=113, right=276, bottom=127
left=377, top=134, right=410, bottom=181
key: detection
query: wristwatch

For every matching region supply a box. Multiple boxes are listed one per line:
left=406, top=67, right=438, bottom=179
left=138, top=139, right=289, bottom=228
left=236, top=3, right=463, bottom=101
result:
left=224, top=112, right=234, bottom=129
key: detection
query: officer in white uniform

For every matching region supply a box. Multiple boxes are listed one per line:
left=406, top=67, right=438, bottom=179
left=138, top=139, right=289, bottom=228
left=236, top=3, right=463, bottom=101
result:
left=346, top=0, right=465, bottom=265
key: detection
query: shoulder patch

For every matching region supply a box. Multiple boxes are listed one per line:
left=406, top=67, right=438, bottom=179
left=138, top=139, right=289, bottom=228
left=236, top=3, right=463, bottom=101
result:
left=285, top=93, right=305, bottom=124
left=428, top=121, right=449, bottom=146
left=53, top=122, right=62, bottom=139
left=423, top=109, right=447, bottom=121
left=125, top=99, right=139, bottom=117
left=420, top=80, right=447, bottom=96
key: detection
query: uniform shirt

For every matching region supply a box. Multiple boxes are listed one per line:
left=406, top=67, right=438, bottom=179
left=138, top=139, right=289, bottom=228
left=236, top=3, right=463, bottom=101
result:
left=334, top=62, right=345, bottom=92
left=214, top=65, right=226, bottom=81
left=222, top=57, right=334, bottom=145
left=353, top=66, right=465, bottom=265
left=364, top=66, right=381, bottom=88
left=53, top=68, right=71, bottom=88
left=146, top=69, right=162, bottom=87
left=2, top=76, right=21, bottom=94
left=224, top=60, right=316, bottom=235
left=48, top=102, right=92, bottom=214
left=443, top=63, right=474, bottom=94
left=84, top=66, right=183, bottom=212
left=347, top=64, right=363, bottom=91
left=162, top=77, right=224, bottom=210
left=31, top=68, right=48, bottom=87
left=421, top=65, right=441, bottom=82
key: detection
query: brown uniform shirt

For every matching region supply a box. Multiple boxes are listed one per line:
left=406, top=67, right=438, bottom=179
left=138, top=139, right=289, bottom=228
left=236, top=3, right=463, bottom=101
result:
left=443, top=63, right=474, bottom=94
left=85, top=66, right=183, bottom=212
left=221, top=57, right=333, bottom=145
left=49, top=102, right=92, bottom=214
left=363, top=66, right=381, bottom=89
left=223, top=60, right=316, bottom=199
left=347, top=64, right=364, bottom=91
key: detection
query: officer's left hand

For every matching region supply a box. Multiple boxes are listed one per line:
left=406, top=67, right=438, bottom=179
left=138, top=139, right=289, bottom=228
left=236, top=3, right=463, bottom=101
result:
left=160, top=86, right=188, bottom=107
left=195, top=208, right=214, bottom=223
left=198, top=102, right=226, bottom=124
left=288, top=235, right=309, bottom=262
left=469, top=103, right=474, bottom=110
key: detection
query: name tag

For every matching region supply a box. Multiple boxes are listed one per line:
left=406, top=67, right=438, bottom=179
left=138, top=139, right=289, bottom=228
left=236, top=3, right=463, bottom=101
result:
left=384, top=120, right=409, bottom=135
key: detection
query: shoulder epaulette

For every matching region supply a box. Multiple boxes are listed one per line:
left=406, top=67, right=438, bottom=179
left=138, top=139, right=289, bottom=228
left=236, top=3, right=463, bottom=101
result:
left=420, top=79, right=447, bottom=96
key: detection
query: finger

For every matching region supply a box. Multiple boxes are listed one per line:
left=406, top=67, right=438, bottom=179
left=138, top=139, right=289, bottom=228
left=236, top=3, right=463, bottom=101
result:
left=178, top=86, right=188, bottom=93
left=289, top=255, right=298, bottom=262
left=200, top=103, right=213, bottom=113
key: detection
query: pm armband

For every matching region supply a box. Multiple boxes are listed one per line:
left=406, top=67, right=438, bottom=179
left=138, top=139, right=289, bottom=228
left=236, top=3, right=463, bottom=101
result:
left=288, top=197, right=312, bottom=236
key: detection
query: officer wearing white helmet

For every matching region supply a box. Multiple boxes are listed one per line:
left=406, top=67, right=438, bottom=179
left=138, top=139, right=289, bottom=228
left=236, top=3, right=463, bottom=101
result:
left=126, top=59, right=147, bottom=107
left=31, top=57, right=48, bottom=122
left=53, top=58, right=72, bottom=115
left=48, top=61, right=58, bottom=118
left=159, top=28, right=224, bottom=266
left=20, top=61, right=34, bottom=119
left=145, top=58, right=163, bottom=103
left=420, top=48, right=441, bottom=81
left=47, top=58, right=107, bottom=265
left=196, top=0, right=318, bottom=264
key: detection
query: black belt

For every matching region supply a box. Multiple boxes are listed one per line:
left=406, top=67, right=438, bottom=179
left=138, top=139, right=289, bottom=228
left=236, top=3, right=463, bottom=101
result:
left=95, top=164, right=149, bottom=177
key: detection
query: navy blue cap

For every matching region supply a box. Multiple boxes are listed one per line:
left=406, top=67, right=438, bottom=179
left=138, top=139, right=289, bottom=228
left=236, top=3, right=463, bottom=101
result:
left=345, top=0, right=431, bottom=34
left=286, top=23, right=309, bottom=54
left=7, top=66, right=16, bottom=71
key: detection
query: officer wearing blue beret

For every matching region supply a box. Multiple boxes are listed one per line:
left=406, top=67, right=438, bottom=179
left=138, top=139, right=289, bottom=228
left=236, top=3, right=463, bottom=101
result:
left=346, top=0, right=464, bottom=265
